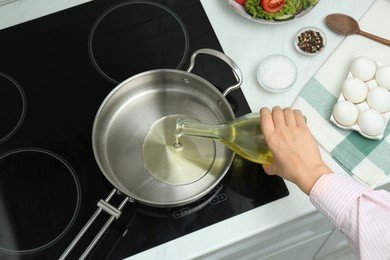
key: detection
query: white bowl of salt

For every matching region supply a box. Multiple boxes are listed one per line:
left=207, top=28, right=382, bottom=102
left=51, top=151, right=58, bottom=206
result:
left=257, top=54, right=297, bottom=93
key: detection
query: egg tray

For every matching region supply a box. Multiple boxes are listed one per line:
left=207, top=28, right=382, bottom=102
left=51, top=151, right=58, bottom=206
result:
left=330, top=71, right=390, bottom=140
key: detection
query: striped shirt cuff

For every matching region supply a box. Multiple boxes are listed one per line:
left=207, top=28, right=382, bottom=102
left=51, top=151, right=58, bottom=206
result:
left=309, top=173, right=371, bottom=229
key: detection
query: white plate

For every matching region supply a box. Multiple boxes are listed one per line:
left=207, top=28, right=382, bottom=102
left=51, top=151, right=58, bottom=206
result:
left=226, top=0, right=319, bottom=24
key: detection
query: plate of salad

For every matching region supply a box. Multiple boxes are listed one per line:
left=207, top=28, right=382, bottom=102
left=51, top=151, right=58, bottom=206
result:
left=227, top=0, right=320, bottom=24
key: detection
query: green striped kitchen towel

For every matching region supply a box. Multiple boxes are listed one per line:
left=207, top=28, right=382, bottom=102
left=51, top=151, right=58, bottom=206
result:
left=293, top=0, right=390, bottom=188
left=294, top=77, right=390, bottom=188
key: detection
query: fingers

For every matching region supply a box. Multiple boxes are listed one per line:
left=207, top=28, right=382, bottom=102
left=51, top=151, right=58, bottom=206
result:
left=294, top=109, right=306, bottom=126
left=260, top=106, right=305, bottom=128
left=271, top=106, right=286, bottom=128
left=283, top=107, right=297, bottom=126
left=271, top=106, right=299, bottom=127
left=262, top=163, right=277, bottom=176
left=260, top=107, right=274, bottom=137
left=260, top=107, right=271, bottom=117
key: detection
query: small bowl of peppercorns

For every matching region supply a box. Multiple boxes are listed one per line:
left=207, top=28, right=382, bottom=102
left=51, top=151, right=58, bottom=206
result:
left=294, top=26, right=326, bottom=56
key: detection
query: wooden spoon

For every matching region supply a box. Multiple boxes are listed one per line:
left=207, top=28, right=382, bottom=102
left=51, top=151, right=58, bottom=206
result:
left=325, top=13, right=390, bottom=46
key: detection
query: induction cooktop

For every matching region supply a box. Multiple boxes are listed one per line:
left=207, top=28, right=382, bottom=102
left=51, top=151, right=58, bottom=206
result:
left=0, top=0, right=289, bottom=259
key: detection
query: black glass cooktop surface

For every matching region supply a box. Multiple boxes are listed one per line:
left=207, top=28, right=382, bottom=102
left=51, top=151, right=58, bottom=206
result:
left=0, top=0, right=288, bottom=259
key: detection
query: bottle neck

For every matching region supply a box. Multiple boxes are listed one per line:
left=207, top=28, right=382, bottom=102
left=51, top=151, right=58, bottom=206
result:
left=175, top=118, right=225, bottom=140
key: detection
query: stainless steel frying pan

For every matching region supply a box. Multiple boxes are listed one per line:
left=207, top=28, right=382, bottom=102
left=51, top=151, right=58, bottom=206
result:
left=60, top=49, right=243, bottom=259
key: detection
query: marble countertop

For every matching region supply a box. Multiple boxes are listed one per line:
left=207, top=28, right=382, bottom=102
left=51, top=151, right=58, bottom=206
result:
left=1, top=0, right=387, bottom=259
left=200, top=0, right=374, bottom=112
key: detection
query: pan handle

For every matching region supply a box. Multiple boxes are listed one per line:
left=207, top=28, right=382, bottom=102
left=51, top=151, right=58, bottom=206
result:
left=186, top=48, right=243, bottom=97
left=59, top=189, right=130, bottom=260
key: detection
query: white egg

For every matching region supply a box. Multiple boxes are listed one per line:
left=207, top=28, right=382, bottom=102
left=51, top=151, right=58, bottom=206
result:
left=350, top=56, right=377, bottom=81
left=367, top=87, right=390, bottom=113
left=358, top=109, right=386, bottom=136
left=341, top=77, right=368, bottom=103
left=332, top=100, right=359, bottom=126
left=375, top=65, right=390, bottom=90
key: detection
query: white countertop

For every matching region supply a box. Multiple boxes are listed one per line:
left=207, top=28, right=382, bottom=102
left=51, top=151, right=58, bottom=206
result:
left=1, top=0, right=387, bottom=259
left=201, top=0, right=376, bottom=112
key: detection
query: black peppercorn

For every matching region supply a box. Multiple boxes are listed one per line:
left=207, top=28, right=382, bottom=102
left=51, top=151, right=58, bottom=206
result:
left=296, top=29, right=325, bottom=54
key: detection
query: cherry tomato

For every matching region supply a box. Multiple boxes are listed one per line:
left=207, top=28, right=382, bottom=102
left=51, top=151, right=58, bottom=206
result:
left=235, top=0, right=246, bottom=6
left=260, top=0, right=286, bottom=13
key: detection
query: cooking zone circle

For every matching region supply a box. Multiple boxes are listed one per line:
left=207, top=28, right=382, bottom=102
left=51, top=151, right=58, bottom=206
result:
left=0, top=72, right=26, bottom=144
left=89, top=1, right=190, bottom=84
left=0, top=148, right=81, bottom=255
left=142, top=115, right=216, bottom=186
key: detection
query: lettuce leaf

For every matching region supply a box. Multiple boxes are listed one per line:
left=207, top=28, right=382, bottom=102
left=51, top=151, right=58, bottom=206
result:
left=245, top=0, right=316, bottom=20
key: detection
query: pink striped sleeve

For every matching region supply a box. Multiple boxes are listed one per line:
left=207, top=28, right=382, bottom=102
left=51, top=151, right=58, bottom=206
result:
left=310, top=173, right=390, bottom=259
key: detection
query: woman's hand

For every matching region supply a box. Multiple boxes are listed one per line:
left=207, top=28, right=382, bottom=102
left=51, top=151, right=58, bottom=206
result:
left=260, top=106, right=332, bottom=195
